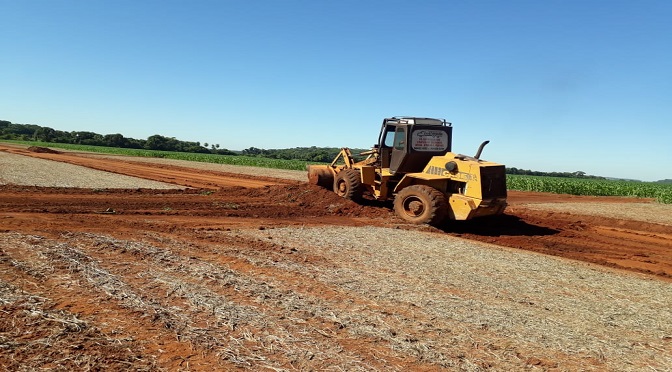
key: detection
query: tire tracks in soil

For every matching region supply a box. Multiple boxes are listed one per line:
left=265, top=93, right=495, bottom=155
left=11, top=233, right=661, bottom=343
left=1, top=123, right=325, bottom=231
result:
left=0, top=235, right=224, bottom=371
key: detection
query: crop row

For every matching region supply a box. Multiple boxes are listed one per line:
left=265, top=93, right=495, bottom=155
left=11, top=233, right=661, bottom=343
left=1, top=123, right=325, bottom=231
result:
left=507, top=175, right=672, bottom=204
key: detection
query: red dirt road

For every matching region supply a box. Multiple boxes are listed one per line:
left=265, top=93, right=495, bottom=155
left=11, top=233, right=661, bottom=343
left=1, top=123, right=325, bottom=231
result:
left=1, top=185, right=671, bottom=280
left=1, top=145, right=670, bottom=280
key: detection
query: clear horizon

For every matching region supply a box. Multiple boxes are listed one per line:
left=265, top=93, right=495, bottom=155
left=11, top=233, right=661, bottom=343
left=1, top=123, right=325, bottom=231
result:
left=2, top=1, right=670, bottom=181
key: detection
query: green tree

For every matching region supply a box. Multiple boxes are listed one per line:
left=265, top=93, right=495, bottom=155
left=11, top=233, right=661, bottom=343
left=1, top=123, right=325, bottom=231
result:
left=145, top=134, right=170, bottom=150
left=33, top=127, right=56, bottom=142
left=103, top=133, right=127, bottom=147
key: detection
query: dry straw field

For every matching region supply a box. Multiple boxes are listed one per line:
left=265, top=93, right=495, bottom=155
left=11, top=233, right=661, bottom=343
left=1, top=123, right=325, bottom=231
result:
left=1, top=144, right=671, bottom=371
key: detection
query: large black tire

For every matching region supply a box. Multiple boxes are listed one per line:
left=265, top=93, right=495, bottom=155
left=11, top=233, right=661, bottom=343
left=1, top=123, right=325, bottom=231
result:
left=333, top=169, right=362, bottom=200
left=394, top=185, right=447, bottom=226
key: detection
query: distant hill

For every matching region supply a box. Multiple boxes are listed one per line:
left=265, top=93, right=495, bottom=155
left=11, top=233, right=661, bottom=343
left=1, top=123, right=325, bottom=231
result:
left=655, top=179, right=672, bottom=184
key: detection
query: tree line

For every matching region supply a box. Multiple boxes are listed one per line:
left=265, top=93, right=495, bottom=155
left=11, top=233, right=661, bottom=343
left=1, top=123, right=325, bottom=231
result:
left=2, top=119, right=656, bottom=181
left=241, top=146, right=368, bottom=163
left=0, top=120, right=235, bottom=155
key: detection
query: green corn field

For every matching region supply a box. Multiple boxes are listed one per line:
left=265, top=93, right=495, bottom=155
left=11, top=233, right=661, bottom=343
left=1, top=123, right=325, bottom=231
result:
left=507, top=175, right=672, bottom=204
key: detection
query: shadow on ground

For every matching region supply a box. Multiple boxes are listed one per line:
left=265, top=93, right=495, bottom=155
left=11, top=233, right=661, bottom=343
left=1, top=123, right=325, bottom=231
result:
left=439, top=214, right=559, bottom=237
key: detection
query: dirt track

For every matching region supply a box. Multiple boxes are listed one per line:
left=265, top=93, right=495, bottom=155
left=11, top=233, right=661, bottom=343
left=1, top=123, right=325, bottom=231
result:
left=2, top=144, right=670, bottom=280
left=1, top=145, right=671, bottom=370
left=0, top=145, right=295, bottom=189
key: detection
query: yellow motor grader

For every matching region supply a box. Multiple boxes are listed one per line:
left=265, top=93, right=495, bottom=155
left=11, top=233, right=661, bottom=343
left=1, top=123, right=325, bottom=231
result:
left=307, top=117, right=507, bottom=226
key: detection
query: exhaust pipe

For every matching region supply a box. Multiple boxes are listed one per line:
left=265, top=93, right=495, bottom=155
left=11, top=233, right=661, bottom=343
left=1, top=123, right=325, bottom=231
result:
left=474, top=140, right=490, bottom=159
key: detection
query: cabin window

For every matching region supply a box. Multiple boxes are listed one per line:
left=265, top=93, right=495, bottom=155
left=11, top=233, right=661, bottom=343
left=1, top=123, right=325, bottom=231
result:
left=393, top=128, right=406, bottom=150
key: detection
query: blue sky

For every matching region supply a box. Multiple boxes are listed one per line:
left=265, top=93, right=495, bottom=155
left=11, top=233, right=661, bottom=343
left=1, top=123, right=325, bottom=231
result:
left=2, top=0, right=670, bottom=181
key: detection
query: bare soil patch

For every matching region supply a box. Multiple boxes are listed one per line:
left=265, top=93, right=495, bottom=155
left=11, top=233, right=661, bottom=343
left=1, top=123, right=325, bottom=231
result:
left=1, top=142, right=671, bottom=370
left=27, top=146, right=61, bottom=154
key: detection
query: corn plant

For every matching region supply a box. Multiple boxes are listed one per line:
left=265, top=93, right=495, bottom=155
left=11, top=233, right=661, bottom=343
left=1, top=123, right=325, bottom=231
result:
left=507, top=175, right=672, bottom=204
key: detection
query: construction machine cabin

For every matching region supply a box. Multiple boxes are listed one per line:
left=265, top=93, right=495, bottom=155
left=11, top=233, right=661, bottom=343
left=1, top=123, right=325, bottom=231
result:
left=308, top=117, right=507, bottom=226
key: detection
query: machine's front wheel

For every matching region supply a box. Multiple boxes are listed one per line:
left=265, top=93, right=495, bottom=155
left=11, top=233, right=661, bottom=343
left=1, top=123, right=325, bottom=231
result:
left=333, top=169, right=362, bottom=200
left=394, top=185, right=447, bottom=226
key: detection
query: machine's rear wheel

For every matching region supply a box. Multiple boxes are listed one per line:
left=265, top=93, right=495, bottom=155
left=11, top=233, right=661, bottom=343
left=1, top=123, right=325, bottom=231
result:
left=394, top=185, right=447, bottom=226
left=333, top=169, right=362, bottom=200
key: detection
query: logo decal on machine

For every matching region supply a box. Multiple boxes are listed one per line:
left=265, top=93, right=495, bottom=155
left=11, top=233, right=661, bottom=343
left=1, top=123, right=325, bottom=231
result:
left=426, top=166, right=478, bottom=181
